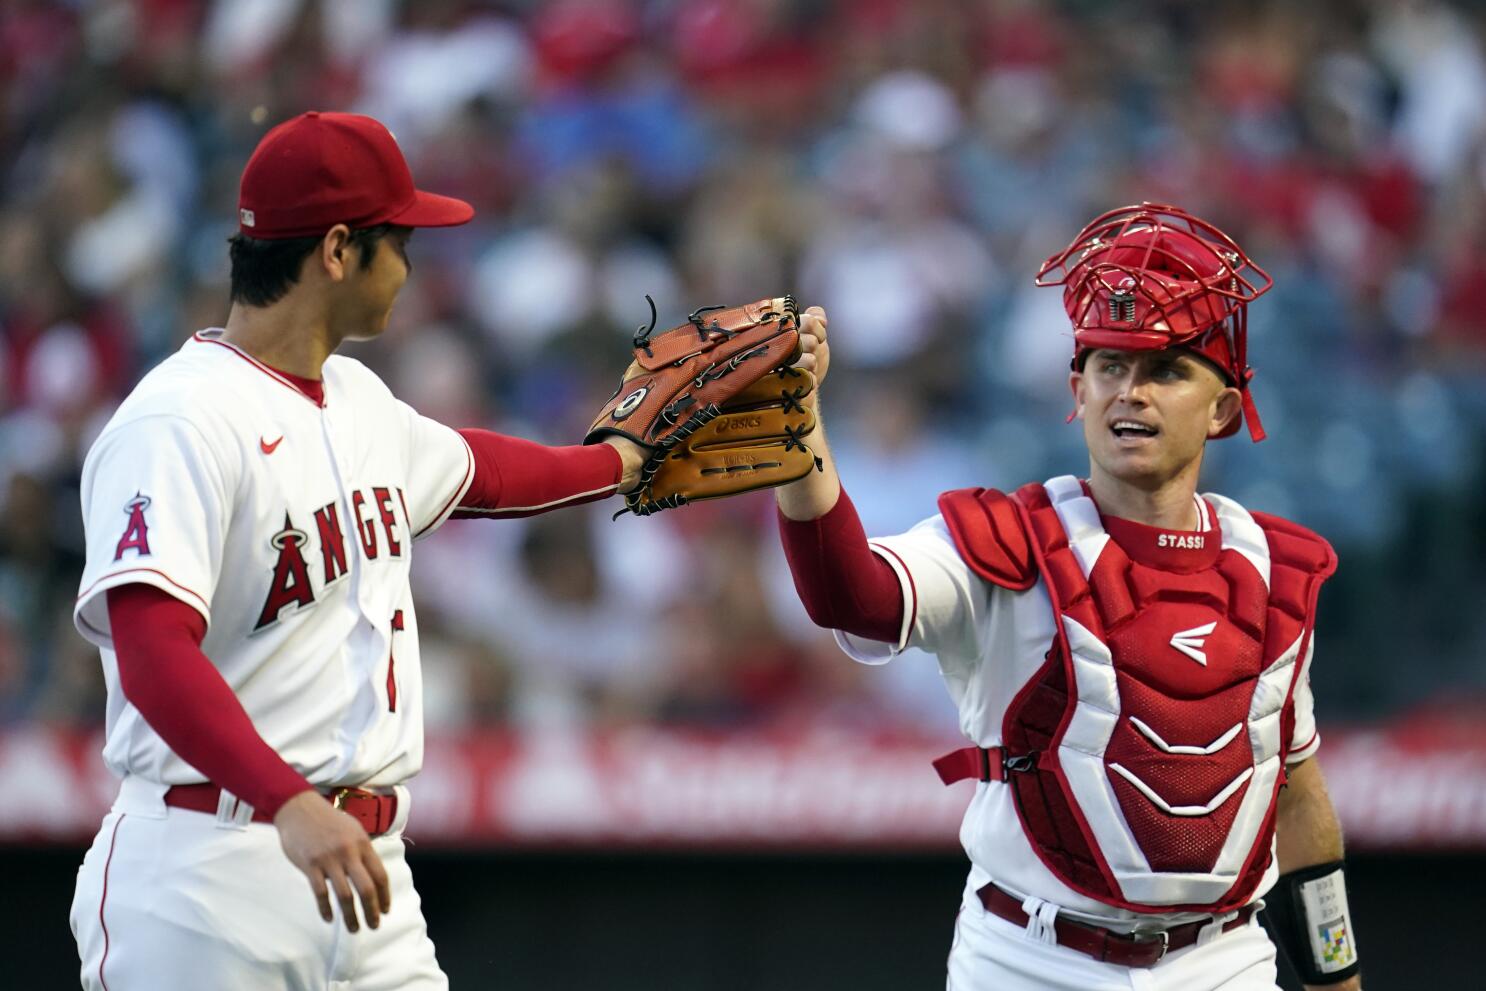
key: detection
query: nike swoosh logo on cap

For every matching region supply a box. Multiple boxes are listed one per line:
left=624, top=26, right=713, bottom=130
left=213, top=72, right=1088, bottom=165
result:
left=260, top=436, right=283, bottom=455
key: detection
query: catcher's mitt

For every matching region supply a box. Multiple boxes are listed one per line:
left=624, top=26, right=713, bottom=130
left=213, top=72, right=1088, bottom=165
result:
left=587, top=296, right=822, bottom=516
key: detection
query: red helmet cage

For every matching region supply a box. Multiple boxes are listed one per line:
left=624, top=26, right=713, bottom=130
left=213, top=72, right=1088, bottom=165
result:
left=1035, top=203, right=1273, bottom=441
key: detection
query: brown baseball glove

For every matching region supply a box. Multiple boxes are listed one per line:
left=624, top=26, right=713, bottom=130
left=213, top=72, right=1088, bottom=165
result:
left=587, top=296, right=822, bottom=516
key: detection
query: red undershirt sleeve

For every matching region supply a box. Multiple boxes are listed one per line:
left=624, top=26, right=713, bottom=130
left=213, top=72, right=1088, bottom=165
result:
left=452, top=429, right=622, bottom=519
left=106, top=584, right=314, bottom=817
left=777, top=489, right=904, bottom=644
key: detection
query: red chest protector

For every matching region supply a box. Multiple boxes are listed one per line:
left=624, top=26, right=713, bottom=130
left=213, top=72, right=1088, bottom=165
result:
left=935, top=476, right=1336, bottom=914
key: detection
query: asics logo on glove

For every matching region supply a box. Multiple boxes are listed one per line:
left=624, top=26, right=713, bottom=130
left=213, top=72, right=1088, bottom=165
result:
left=716, top=414, right=763, bottom=432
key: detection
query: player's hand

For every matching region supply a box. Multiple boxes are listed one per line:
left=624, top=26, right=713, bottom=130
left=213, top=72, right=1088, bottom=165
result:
left=796, top=306, right=829, bottom=391
left=601, top=435, right=647, bottom=493
left=274, top=790, right=392, bottom=933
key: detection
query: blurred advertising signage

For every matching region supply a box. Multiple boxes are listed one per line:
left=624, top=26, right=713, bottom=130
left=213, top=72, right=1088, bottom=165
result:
left=410, top=726, right=966, bottom=849
left=1, top=719, right=1484, bottom=849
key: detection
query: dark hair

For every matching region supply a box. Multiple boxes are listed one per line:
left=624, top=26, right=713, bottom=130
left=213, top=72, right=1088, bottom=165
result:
left=228, top=223, right=394, bottom=307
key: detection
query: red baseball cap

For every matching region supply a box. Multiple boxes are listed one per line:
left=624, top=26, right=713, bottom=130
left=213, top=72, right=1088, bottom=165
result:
left=238, top=111, right=474, bottom=239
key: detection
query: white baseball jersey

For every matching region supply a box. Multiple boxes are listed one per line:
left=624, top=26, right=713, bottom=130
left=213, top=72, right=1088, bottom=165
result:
left=834, top=502, right=1320, bottom=932
left=74, top=329, right=475, bottom=798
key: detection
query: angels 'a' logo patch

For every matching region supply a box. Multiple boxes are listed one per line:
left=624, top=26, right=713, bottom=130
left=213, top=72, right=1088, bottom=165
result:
left=113, top=493, right=153, bottom=561
left=255, top=513, right=315, bottom=631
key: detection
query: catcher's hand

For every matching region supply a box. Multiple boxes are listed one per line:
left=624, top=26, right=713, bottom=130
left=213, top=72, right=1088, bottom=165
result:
left=587, top=296, right=822, bottom=516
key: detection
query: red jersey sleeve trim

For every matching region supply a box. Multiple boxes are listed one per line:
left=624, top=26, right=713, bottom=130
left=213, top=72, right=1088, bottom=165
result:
left=413, top=434, right=476, bottom=539
left=77, top=568, right=212, bottom=645
left=869, top=542, right=919, bottom=652
left=1286, top=729, right=1320, bottom=763
left=78, top=567, right=211, bottom=614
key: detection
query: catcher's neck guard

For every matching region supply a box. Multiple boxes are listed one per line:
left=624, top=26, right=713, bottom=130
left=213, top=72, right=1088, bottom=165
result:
left=1035, top=202, right=1274, bottom=441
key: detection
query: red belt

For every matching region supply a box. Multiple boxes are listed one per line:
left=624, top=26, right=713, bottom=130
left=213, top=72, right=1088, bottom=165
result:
left=164, top=784, right=399, bottom=838
left=977, top=882, right=1257, bottom=967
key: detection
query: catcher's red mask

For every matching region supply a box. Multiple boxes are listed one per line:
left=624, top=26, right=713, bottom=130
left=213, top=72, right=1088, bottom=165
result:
left=1035, top=203, right=1273, bottom=441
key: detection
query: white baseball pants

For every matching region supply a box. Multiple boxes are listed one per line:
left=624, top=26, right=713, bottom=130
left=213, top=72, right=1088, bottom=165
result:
left=70, top=777, right=447, bottom=991
left=947, top=890, right=1281, bottom=991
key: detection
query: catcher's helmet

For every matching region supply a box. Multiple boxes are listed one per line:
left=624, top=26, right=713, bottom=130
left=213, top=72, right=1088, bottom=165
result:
left=1035, top=203, right=1273, bottom=441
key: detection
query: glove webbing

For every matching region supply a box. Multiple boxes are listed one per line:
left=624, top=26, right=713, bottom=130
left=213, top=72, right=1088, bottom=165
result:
left=650, top=345, right=771, bottom=439
left=632, top=299, right=777, bottom=357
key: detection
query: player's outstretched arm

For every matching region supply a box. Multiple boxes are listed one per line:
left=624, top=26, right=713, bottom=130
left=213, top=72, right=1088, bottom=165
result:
left=446, top=430, right=642, bottom=520
left=275, top=792, right=392, bottom=933
left=776, top=306, right=842, bottom=522
left=770, top=307, right=903, bottom=643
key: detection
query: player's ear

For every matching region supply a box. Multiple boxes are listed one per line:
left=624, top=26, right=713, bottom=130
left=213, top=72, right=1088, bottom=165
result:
left=1068, top=370, right=1086, bottom=420
left=319, top=225, right=354, bottom=283
left=1209, top=386, right=1242, bottom=439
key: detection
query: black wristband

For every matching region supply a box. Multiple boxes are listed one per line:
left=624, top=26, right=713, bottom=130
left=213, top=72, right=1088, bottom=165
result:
left=1263, top=861, right=1360, bottom=985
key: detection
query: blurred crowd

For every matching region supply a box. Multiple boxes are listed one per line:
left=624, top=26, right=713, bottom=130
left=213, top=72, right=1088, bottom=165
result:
left=2, top=0, right=1485, bottom=735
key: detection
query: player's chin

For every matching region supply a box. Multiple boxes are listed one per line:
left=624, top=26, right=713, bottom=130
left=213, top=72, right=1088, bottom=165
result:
left=345, top=310, right=396, bottom=342
left=1095, top=442, right=1171, bottom=483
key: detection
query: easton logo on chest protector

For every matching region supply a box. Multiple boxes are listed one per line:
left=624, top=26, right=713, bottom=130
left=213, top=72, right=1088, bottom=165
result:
left=1169, top=622, right=1217, bottom=665
left=935, top=476, right=1335, bottom=915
